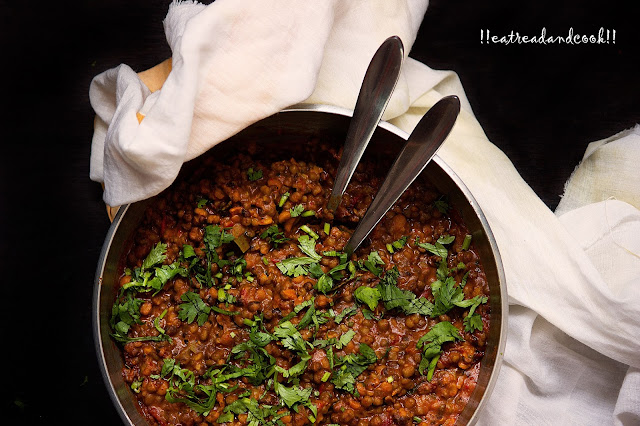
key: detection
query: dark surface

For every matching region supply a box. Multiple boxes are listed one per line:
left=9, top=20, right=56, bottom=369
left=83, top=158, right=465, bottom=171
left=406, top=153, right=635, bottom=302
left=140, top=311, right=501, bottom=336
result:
left=1, top=0, right=637, bottom=424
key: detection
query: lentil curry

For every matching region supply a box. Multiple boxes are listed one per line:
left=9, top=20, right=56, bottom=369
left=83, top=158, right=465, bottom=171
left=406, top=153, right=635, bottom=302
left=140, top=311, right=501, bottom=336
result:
left=110, top=142, right=490, bottom=426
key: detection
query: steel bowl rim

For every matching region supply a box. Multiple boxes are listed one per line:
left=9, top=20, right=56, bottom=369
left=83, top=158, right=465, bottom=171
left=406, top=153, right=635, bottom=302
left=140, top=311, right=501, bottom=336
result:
left=93, top=102, right=507, bottom=425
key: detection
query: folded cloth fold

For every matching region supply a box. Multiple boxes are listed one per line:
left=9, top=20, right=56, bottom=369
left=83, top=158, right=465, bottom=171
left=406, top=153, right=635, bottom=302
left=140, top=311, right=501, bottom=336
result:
left=90, top=0, right=430, bottom=207
left=89, top=0, right=640, bottom=424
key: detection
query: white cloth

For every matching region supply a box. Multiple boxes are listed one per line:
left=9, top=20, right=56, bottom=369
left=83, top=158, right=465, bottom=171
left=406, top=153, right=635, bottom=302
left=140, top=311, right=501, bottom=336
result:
left=89, top=0, right=640, bottom=424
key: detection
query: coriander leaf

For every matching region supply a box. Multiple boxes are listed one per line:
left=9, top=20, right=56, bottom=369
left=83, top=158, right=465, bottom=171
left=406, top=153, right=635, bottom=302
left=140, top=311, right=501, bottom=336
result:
left=332, top=343, right=377, bottom=394
left=436, top=260, right=450, bottom=282
left=289, top=204, right=305, bottom=217
left=462, top=295, right=488, bottom=332
left=260, top=225, right=289, bottom=247
left=461, top=270, right=470, bottom=287
left=297, top=235, right=322, bottom=260
left=327, top=262, right=349, bottom=279
left=210, top=305, right=239, bottom=316
left=274, top=381, right=312, bottom=408
left=376, top=280, right=416, bottom=311
left=247, top=167, right=263, bottom=181
left=336, top=330, right=356, bottom=349
left=323, top=250, right=349, bottom=265
left=315, top=274, right=333, bottom=294
left=362, top=251, right=385, bottom=276
left=197, top=198, right=208, bottom=209
left=464, top=313, right=484, bottom=332
left=141, top=243, right=167, bottom=271
left=373, top=267, right=434, bottom=316
left=161, top=358, right=177, bottom=378
left=273, top=321, right=308, bottom=353
left=331, top=369, right=357, bottom=394
left=403, top=297, right=435, bottom=316
left=333, top=306, right=358, bottom=324
left=394, top=235, right=409, bottom=248
left=414, top=237, right=448, bottom=259
left=453, top=294, right=487, bottom=309
left=296, top=305, right=317, bottom=331
left=279, top=298, right=314, bottom=324
left=417, top=321, right=463, bottom=377
left=431, top=277, right=464, bottom=317
left=274, top=352, right=311, bottom=378
left=434, top=198, right=449, bottom=214
left=109, top=294, right=171, bottom=343
left=204, top=225, right=234, bottom=252
left=153, top=263, right=187, bottom=288
left=178, top=291, right=211, bottom=326
left=354, top=286, right=381, bottom=311
left=182, top=244, right=197, bottom=259
left=425, top=354, right=440, bottom=381
left=437, top=235, right=455, bottom=245
left=308, top=262, right=325, bottom=279
left=313, top=338, right=337, bottom=349
left=276, top=256, right=319, bottom=277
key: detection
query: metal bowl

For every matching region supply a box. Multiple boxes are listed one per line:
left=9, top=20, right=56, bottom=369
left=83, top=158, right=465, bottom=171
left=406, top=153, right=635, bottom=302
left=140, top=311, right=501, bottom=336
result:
left=93, top=103, right=507, bottom=425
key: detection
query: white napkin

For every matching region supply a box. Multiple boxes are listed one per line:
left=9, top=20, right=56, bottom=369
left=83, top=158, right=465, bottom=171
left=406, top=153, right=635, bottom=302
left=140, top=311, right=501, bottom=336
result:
left=89, top=0, right=640, bottom=424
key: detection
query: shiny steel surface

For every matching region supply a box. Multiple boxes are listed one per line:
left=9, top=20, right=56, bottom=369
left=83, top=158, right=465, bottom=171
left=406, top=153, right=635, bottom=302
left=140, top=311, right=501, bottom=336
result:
left=343, top=95, right=461, bottom=255
left=326, top=36, right=404, bottom=212
left=94, top=103, right=507, bottom=426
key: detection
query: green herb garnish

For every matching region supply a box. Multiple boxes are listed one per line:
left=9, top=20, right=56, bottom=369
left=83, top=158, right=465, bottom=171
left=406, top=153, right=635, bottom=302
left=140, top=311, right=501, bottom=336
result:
left=247, top=167, right=263, bottom=181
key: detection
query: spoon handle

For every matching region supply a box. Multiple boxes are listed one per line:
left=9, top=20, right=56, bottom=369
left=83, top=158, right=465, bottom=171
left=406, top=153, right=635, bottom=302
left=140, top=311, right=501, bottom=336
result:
left=327, top=36, right=404, bottom=212
left=344, top=95, right=461, bottom=255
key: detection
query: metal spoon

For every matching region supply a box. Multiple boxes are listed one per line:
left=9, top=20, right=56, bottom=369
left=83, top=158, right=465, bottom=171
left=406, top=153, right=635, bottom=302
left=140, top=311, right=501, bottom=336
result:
left=326, top=36, right=404, bottom=212
left=343, top=95, right=461, bottom=255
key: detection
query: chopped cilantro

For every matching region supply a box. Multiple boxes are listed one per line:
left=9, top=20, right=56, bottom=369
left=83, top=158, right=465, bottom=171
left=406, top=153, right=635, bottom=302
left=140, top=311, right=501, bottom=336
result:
left=354, top=286, right=381, bottom=311
left=414, top=235, right=453, bottom=259
left=289, top=204, right=305, bottom=217
left=362, top=251, right=385, bottom=276
left=276, top=256, right=319, bottom=277
left=434, top=198, right=449, bottom=214
left=247, top=167, right=263, bottom=181
left=182, top=244, right=197, bottom=259
left=297, top=235, right=321, bottom=260
left=178, top=291, right=211, bottom=326
left=260, top=225, right=289, bottom=247
left=333, top=306, right=358, bottom=324
left=315, top=274, right=333, bottom=294
left=141, top=243, right=167, bottom=271
left=417, top=321, right=463, bottom=379
left=336, top=330, right=356, bottom=349
left=462, top=296, right=488, bottom=332
left=331, top=343, right=378, bottom=395
left=368, top=267, right=435, bottom=316
left=387, top=236, right=408, bottom=253
left=274, top=380, right=312, bottom=409
left=431, top=277, right=464, bottom=317
left=221, top=397, right=287, bottom=425
left=204, top=225, right=234, bottom=252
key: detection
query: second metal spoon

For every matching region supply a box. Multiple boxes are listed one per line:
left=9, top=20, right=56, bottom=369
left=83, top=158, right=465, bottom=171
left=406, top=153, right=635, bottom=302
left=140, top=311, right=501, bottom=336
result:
left=343, top=95, right=462, bottom=255
left=326, top=36, right=404, bottom=212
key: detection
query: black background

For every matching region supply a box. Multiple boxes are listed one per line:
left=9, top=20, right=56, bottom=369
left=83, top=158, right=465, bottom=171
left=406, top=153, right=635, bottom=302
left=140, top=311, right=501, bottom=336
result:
left=1, top=0, right=638, bottom=424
